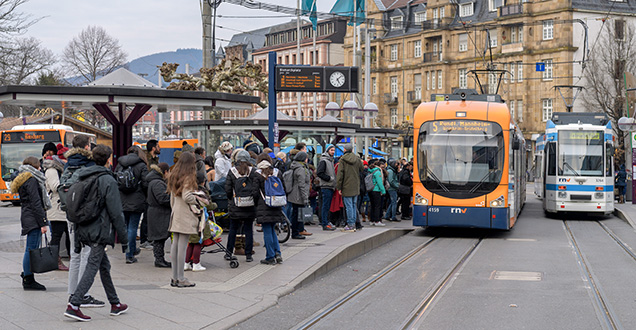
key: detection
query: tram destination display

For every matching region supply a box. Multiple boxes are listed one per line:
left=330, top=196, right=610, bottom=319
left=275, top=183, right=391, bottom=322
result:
left=429, top=120, right=494, bottom=135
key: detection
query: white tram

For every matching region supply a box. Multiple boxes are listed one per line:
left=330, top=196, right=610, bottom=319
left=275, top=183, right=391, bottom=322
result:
left=536, top=113, right=615, bottom=215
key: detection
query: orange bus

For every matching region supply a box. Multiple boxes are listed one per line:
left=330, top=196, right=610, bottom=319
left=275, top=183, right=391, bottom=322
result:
left=0, top=124, right=95, bottom=204
left=412, top=89, right=526, bottom=229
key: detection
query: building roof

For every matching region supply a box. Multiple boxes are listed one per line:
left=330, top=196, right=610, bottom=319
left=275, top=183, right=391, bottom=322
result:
left=87, top=68, right=158, bottom=88
left=572, top=0, right=636, bottom=11
left=227, top=26, right=270, bottom=49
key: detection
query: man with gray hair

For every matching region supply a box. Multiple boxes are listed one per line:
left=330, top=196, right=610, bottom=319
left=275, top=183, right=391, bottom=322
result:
left=335, top=144, right=364, bottom=232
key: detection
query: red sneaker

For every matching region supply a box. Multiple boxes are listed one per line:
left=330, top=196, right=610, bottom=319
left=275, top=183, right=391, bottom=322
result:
left=110, top=303, right=128, bottom=316
left=64, top=304, right=91, bottom=322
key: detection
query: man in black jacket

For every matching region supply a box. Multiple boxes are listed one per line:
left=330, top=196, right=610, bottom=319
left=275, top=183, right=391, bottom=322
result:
left=64, top=145, right=129, bottom=322
left=316, top=144, right=336, bottom=231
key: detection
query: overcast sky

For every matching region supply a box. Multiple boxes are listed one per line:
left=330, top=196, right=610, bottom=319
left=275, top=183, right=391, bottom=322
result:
left=20, top=0, right=338, bottom=61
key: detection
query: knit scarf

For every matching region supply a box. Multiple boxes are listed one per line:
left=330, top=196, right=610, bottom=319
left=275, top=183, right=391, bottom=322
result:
left=18, top=164, right=52, bottom=211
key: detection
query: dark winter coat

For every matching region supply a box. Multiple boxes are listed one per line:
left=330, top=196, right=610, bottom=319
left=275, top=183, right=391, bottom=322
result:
left=146, top=165, right=171, bottom=241
left=616, top=166, right=627, bottom=187
left=64, top=148, right=95, bottom=170
left=316, top=153, right=336, bottom=190
left=114, top=153, right=149, bottom=213
left=254, top=169, right=285, bottom=224
left=224, top=167, right=259, bottom=220
left=12, top=172, right=48, bottom=235
left=335, top=152, right=364, bottom=197
left=71, top=165, right=128, bottom=248
left=398, top=167, right=413, bottom=195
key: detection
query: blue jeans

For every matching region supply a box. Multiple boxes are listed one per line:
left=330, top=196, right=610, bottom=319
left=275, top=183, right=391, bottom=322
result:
left=384, top=190, right=398, bottom=220
left=124, top=211, right=142, bottom=258
left=342, top=195, right=358, bottom=227
left=262, top=223, right=281, bottom=260
left=320, top=188, right=334, bottom=227
left=22, top=229, right=42, bottom=276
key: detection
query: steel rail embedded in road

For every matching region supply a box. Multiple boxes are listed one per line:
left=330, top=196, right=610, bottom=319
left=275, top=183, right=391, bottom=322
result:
left=294, top=237, right=438, bottom=330
left=399, top=238, right=483, bottom=330
left=563, top=221, right=622, bottom=330
left=596, top=221, right=636, bottom=263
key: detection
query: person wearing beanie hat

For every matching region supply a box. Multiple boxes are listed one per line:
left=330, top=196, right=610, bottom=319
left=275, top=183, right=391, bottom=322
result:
left=42, top=142, right=57, bottom=158
left=214, top=142, right=234, bottom=181
left=287, top=150, right=312, bottom=238
left=224, top=149, right=258, bottom=262
left=336, top=142, right=364, bottom=231
left=56, top=144, right=69, bottom=161
left=316, top=144, right=337, bottom=231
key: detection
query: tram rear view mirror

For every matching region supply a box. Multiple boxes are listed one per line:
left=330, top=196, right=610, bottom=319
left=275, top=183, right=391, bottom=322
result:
left=512, top=139, right=520, bottom=150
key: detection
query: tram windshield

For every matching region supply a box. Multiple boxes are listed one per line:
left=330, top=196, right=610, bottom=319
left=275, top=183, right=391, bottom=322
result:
left=558, top=130, right=603, bottom=177
left=418, top=120, right=504, bottom=199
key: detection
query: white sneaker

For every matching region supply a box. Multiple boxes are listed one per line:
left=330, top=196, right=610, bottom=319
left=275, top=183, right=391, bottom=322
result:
left=370, top=222, right=376, bottom=226
left=184, top=263, right=192, bottom=271
left=375, top=221, right=386, bottom=227
left=192, top=263, right=206, bottom=272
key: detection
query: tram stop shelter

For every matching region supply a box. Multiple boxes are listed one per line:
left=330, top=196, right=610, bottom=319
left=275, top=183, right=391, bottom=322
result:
left=0, top=85, right=259, bottom=165
left=179, top=107, right=403, bottom=158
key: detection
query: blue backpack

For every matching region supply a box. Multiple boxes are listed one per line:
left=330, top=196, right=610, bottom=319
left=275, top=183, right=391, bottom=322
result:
left=260, top=168, right=287, bottom=207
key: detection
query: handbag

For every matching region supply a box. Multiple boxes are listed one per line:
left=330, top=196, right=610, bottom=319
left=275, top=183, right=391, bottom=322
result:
left=300, top=206, right=314, bottom=223
left=29, top=234, right=59, bottom=274
left=397, top=184, right=411, bottom=195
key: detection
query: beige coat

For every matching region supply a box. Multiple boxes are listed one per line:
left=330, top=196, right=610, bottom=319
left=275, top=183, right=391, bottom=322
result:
left=168, top=188, right=199, bottom=235
left=43, top=160, right=66, bottom=221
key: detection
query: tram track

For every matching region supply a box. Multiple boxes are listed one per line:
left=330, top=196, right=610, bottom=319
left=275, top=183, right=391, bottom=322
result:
left=563, top=220, right=622, bottom=330
left=294, top=236, right=484, bottom=330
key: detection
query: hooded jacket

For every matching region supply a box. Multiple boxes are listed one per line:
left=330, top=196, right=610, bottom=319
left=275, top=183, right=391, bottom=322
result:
left=224, top=166, right=259, bottom=219
left=114, top=153, right=149, bottom=213
left=316, top=151, right=336, bottom=190
left=214, top=149, right=232, bottom=181
left=42, top=157, right=66, bottom=221
left=70, top=165, right=127, bottom=248
left=287, top=161, right=311, bottom=205
left=12, top=172, right=48, bottom=235
left=146, top=165, right=171, bottom=241
left=335, top=152, right=364, bottom=197
left=370, top=167, right=386, bottom=194
left=254, top=169, right=286, bottom=224
left=386, top=165, right=399, bottom=191
left=64, top=147, right=95, bottom=170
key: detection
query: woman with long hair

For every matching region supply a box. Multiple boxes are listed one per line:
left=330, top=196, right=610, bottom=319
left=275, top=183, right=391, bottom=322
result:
left=254, top=153, right=284, bottom=265
left=166, top=152, right=199, bottom=287
left=224, top=149, right=259, bottom=263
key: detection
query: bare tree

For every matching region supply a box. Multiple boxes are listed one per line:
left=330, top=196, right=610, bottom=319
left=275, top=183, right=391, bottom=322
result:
left=0, top=37, right=55, bottom=84
left=62, top=25, right=127, bottom=84
left=582, top=19, right=636, bottom=156
left=0, top=0, right=38, bottom=46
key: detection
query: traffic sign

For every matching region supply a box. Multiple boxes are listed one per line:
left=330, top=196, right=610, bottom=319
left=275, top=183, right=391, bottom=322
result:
left=536, top=63, right=545, bottom=72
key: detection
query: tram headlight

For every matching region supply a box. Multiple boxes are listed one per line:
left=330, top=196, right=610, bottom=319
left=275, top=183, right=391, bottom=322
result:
left=414, top=193, right=428, bottom=205
left=558, top=191, right=567, bottom=199
left=594, top=192, right=604, bottom=199
left=490, top=195, right=505, bottom=208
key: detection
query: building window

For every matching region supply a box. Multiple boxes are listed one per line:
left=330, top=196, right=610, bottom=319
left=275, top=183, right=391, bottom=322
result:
left=440, top=6, right=445, bottom=18
left=391, top=108, right=398, bottom=127
left=459, top=69, right=467, bottom=89
left=414, top=74, right=422, bottom=100
left=509, top=100, right=515, bottom=119
left=488, top=73, right=497, bottom=94
left=390, top=44, right=398, bottom=61
left=488, top=0, right=497, bottom=12
left=510, top=62, right=515, bottom=82
left=414, top=40, right=422, bottom=58
left=517, top=100, right=523, bottom=122
left=543, top=20, right=554, bottom=40
left=391, top=16, right=403, bottom=30
left=431, top=71, right=436, bottom=90
left=517, top=61, right=523, bottom=82
left=518, top=26, right=523, bottom=43
left=460, top=3, right=473, bottom=17
left=543, top=59, right=553, bottom=80
left=503, top=63, right=508, bottom=83
left=542, top=99, right=553, bottom=122
left=490, top=29, right=497, bottom=47
left=437, top=70, right=442, bottom=89
left=616, top=19, right=625, bottom=40
left=459, top=33, right=468, bottom=52
left=426, top=71, right=430, bottom=90
left=390, top=76, right=398, bottom=98
left=415, top=11, right=426, bottom=24
left=372, top=77, right=377, bottom=94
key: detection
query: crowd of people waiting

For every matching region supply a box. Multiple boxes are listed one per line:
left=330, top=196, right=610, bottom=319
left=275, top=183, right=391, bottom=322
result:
left=14, top=135, right=414, bottom=322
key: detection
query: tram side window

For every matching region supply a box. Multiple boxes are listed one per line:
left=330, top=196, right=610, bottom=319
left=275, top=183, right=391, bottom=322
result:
left=547, top=142, right=556, bottom=176
left=535, top=155, right=542, bottom=178
left=606, top=143, right=613, bottom=177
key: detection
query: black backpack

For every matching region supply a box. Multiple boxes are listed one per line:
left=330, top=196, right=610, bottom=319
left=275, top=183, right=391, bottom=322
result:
left=57, top=165, right=82, bottom=212
left=115, top=165, right=138, bottom=193
left=67, top=172, right=107, bottom=225
left=230, top=167, right=254, bottom=207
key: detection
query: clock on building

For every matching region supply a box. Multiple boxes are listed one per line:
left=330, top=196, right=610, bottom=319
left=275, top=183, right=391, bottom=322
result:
left=329, top=71, right=346, bottom=88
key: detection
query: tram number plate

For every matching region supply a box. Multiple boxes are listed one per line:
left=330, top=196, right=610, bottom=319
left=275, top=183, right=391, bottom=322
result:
left=429, top=207, right=440, bottom=213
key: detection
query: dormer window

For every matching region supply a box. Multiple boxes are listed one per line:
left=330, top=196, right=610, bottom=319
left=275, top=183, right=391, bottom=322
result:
left=391, top=16, right=403, bottom=30
left=414, top=11, right=426, bottom=24
left=459, top=3, right=474, bottom=17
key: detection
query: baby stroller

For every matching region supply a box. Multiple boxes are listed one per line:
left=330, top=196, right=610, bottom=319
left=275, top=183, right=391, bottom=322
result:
left=202, top=211, right=239, bottom=268
left=208, top=178, right=230, bottom=230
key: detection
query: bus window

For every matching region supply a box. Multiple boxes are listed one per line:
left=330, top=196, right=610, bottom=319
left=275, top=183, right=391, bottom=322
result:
left=606, top=143, right=613, bottom=177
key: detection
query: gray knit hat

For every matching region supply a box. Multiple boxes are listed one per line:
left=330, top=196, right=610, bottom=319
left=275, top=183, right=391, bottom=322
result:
left=235, top=149, right=251, bottom=163
left=295, top=151, right=308, bottom=162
